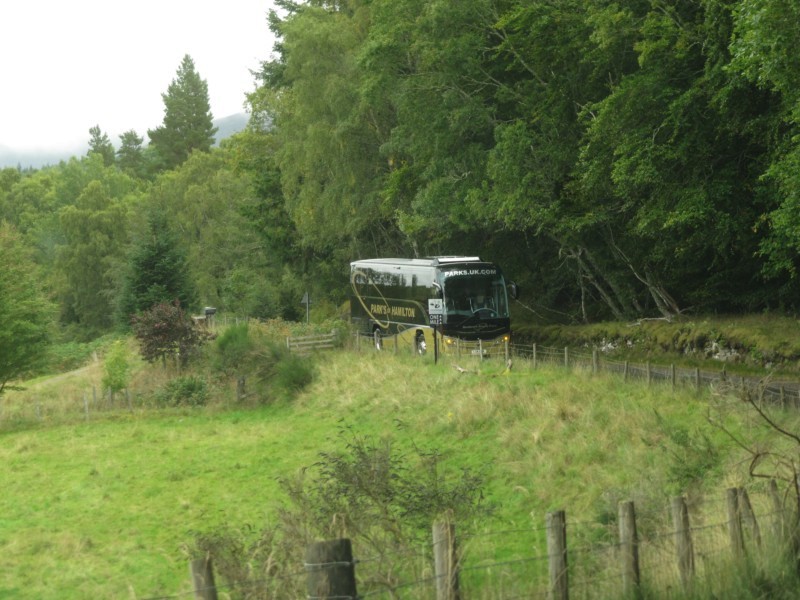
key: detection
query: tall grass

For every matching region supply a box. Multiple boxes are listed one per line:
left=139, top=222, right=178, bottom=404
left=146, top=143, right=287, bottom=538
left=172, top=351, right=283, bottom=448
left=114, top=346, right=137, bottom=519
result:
left=1, top=341, right=799, bottom=598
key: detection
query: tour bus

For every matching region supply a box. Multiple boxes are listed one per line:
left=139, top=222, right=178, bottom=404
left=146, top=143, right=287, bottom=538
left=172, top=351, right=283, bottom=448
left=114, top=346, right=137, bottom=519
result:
left=350, top=256, right=517, bottom=354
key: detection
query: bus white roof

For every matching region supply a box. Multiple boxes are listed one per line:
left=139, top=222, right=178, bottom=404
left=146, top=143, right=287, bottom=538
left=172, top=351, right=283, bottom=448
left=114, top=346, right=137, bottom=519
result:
left=351, top=256, right=485, bottom=268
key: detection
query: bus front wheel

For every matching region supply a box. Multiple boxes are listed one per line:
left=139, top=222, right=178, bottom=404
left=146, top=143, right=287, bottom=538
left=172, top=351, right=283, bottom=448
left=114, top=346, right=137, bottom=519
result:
left=415, top=332, right=427, bottom=356
left=373, top=328, right=383, bottom=351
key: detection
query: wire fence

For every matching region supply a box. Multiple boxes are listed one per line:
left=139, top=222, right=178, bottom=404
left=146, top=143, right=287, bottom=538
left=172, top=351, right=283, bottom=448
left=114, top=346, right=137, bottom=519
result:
left=509, top=342, right=800, bottom=408
left=144, top=485, right=798, bottom=600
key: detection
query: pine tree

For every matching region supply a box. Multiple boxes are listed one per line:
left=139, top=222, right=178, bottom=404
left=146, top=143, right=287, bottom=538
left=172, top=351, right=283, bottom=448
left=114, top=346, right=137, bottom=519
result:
left=148, top=55, right=218, bottom=171
left=88, top=125, right=115, bottom=166
left=118, top=210, right=197, bottom=323
left=116, top=130, right=147, bottom=179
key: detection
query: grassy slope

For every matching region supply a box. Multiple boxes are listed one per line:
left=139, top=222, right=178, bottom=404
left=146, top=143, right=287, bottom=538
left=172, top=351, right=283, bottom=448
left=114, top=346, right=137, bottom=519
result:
left=0, top=349, right=794, bottom=598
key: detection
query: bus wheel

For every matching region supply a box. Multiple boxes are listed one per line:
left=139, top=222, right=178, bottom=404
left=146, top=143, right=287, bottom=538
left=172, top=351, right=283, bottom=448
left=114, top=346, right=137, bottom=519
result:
left=373, top=328, right=383, bottom=351
left=415, top=332, right=427, bottom=356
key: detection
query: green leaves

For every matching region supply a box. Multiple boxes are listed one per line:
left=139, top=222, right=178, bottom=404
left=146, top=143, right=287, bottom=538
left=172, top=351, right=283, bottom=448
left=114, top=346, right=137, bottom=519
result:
left=0, top=223, right=55, bottom=393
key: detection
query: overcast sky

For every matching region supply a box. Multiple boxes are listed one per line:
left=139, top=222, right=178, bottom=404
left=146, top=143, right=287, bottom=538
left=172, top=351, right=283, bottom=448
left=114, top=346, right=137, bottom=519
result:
left=0, top=0, right=275, bottom=152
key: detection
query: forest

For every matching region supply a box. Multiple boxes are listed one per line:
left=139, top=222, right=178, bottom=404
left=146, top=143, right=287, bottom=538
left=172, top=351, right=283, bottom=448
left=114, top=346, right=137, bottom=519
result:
left=2, top=0, right=800, bottom=378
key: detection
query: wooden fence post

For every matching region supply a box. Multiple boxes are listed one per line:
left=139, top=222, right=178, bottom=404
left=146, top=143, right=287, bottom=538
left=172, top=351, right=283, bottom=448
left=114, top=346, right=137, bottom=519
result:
left=769, top=479, right=787, bottom=544
left=623, top=361, right=629, bottom=382
left=433, top=518, right=461, bottom=600
left=670, top=364, right=676, bottom=391
left=189, top=556, right=218, bottom=600
left=592, top=349, right=598, bottom=375
left=546, top=510, right=568, bottom=600
left=83, top=392, right=89, bottom=420
left=727, top=487, right=745, bottom=558
left=671, top=496, right=695, bottom=591
left=305, top=538, right=358, bottom=600
left=479, top=339, right=484, bottom=362
left=695, top=368, right=701, bottom=392
left=737, top=487, right=761, bottom=548
left=618, top=501, right=640, bottom=597
left=505, top=338, right=510, bottom=363
left=532, top=343, right=537, bottom=369
left=564, top=347, right=569, bottom=369
left=646, top=362, right=651, bottom=386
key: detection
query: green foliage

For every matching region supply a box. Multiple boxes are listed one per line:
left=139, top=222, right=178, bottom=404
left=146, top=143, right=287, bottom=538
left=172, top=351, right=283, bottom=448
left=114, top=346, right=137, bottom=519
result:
left=8, top=0, right=800, bottom=340
left=154, top=375, right=209, bottom=407
left=148, top=55, right=217, bottom=172
left=102, top=340, right=130, bottom=397
left=252, top=0, right=800, bottom=319
left=116, top=130, right=148, bottom=179
left=87, top=125, right=115, bottom=167
left=118, top=209, right=196, bottom=322
left=255, top=340, right=316, bottom=399
left=144, top=150, right=278, bottom=318
left=654, top=411, right=721, bottom=494
left=198, top=425, right=491, bottom=596
left=56, top=178, right=132, bottom=333
left=43, top=338, right=104, bottom=373
left=0, top=223, right=55, bottom=393
left=211, top=323, right=254, bottom=375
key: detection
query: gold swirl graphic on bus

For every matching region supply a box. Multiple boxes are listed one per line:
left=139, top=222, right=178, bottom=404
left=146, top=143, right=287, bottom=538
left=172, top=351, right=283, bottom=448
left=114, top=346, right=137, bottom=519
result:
left=350, top=268, right=390, bottom=329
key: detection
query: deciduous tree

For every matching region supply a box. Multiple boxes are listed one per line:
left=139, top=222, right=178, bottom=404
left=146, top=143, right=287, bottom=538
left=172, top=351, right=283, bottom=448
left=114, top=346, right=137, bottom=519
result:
left=0, top=223, right=54, bottom=394
left=131, top=300, right=207, bottom=369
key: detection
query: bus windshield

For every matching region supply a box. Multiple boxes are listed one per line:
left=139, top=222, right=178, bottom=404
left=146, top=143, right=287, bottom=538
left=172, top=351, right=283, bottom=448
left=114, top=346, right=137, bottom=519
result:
left=442, top=271, right=509, bottom=320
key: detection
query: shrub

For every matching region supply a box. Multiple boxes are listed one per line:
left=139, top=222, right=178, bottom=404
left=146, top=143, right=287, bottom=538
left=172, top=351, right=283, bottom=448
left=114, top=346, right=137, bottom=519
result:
left=272, top=353, right=316, bottom=394
left=102, top=340, right=130, bottom=400
left=194, top=426, right=491, bottom=598
left=254, top=341, right=316, bottom=401
left=155, top=375, right=209, bottom=407
left=131, top=301, right=210, bottom=369
left=211, top=323, right=254, bottom=375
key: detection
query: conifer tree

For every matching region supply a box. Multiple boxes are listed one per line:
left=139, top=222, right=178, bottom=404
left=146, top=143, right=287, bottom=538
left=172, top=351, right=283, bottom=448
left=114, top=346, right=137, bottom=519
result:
left=148, top=55, right=217, bottom=171
left=118, top=210, right=197, bottom=323
left=116, top=130, right=147, bottom=179
left=88, top=125, right=115, bottom=166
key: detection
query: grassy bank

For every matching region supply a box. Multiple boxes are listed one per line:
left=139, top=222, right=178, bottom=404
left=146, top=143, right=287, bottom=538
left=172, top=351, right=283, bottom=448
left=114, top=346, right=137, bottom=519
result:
left=513, top=312, right=800, bottom=375
left=1, top=338, right=799, bottom=597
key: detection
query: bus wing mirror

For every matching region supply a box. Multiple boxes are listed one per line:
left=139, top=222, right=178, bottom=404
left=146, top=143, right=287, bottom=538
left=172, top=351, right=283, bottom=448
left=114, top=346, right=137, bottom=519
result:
left=508, top=281, right=519, bottom=300
left=432, top=282, right=443, bottom=297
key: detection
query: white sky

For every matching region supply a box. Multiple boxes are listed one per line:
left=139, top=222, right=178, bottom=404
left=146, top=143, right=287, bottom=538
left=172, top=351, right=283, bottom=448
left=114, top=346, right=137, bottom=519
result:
left=0, top=0, right=275, bottom=152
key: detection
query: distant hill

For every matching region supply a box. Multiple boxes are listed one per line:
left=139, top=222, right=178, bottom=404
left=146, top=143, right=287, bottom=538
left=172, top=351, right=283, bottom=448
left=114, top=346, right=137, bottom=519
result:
left=0, top=113, right=250, bottom=169
left=213, top=112, right=249, bottom=145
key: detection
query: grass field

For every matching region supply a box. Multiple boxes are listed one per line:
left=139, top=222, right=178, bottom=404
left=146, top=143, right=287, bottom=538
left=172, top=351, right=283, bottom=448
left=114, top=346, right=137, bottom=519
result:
left=1, top=339, right=799, bottom=598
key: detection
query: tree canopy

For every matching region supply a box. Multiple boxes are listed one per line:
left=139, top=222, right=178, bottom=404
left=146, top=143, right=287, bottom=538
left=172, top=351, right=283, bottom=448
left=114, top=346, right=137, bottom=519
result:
left=249, top=0, right=800, bottom=319
left=5, top=0, right=800, bottom=355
